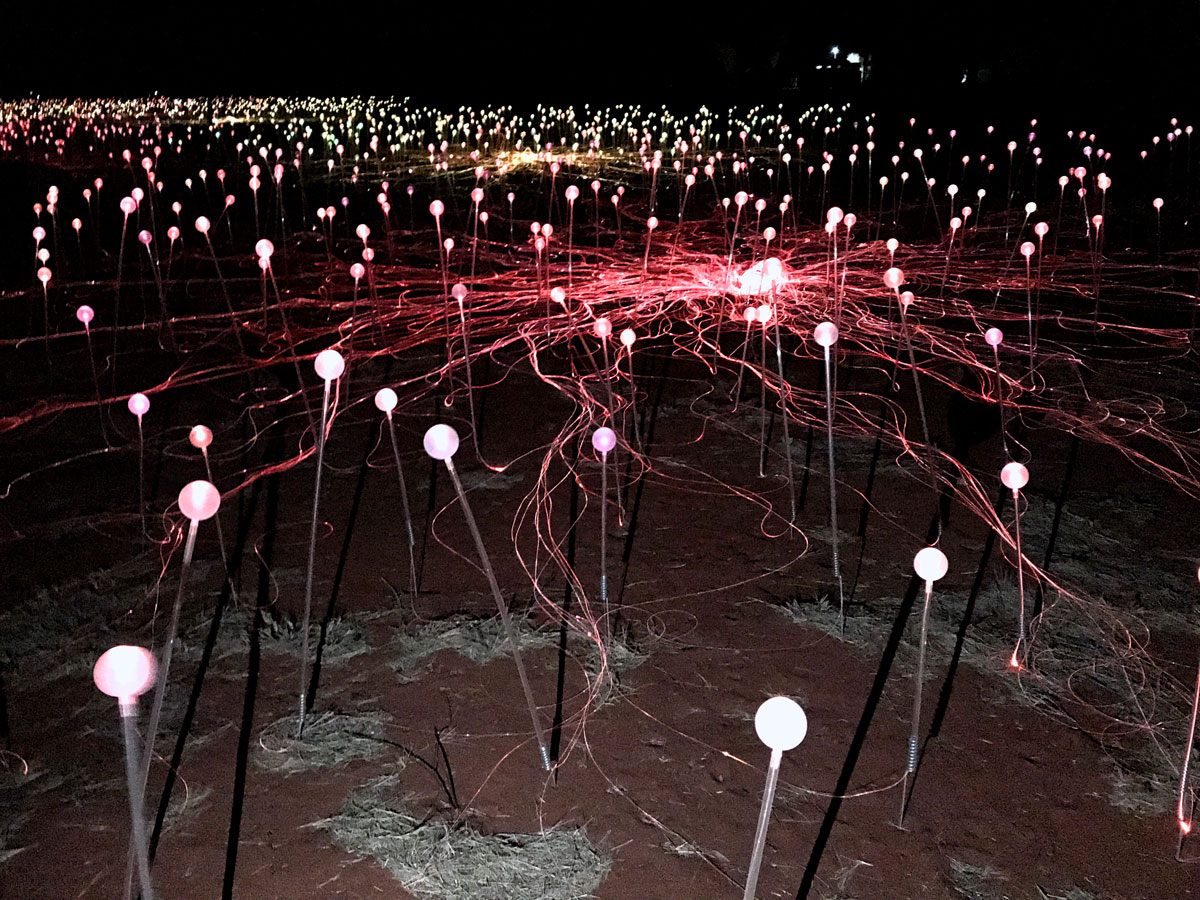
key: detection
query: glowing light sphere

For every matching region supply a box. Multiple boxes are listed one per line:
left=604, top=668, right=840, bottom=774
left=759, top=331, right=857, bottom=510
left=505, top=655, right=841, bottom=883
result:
left=120, top=196, right=136, bottom=215
left=985, top=327, right=1003, bottom=347
left=128, top=393, right=150, bottom=417
left=1025, top=202, right=1037, bottom=215
left=913, top=547, right=949, bottom=582
left=735, top=190, right=748, bottom=207
left=886, top=238, right=899, bottom=253
left=620, top=328, right=636, bottom=347
left=37, top=267, right=51, bottom=284
left=813, top=321, right=838, bottom=347
left=1001, top=461, right=1030, bottom=491
left=179, top=480, right=221, bottom=522
left=32, top=226, right=45, bottom=242
left=1020, top=241, right=1036, bottom=258
left=592, top=426, right=617, bottom=454
left=1153, top=197, right=1164, bottom=210
left=593, top=317, right=612, bottom=339
left=195, top=216, right=211, bottom=234
left=756, top=303, right=773, bottom=325
left=430, top=200, right=444, bottom=217
left=189, top=424, right=213, bottom=450
left=565, top=185, right=579, bottom=202
left=884, top=267, right=904, bottom=290
left=167, top=226, right=179, bottom=241
left=93, top=645, right=156, bottom=703
left=647, top=216, right=658, bottom=230
left=844, top=213, right=856, bottom=229
left=423, top=423, right=460, bottom=460
left=754, top=696, right=808, bottom=752
left=356, top=224, right=370, bottom=241
left=350, top=262, right=365, bottom=280
left=451, top=283, right=468, bottom=303
left=826, top=206, right=844, bottom=225
left=76, top=305, right=94, bottom=325
left=1034, top=222, right=1049, bottom=238
left=255, top=238, right=274, bottom=260
left=314, top=349, right=345, bottom=381
left=550, top=286, right=567, bottom=306
left=764, top=226, right=777, bottom=242
left=374, top=388, right=398, bottom=414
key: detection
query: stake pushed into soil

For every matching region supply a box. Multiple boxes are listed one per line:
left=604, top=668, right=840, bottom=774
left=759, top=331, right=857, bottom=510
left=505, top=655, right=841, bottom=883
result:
left=899, top=546, right=948, bottom=828
left=814, top=321, right=845, bottom=633
left=94, top=646, right=157, bottom=900
left=375, top=389, right=418, bottom=603
left=742, top=697, right=807, bottom=900
left=298, top=349, right=344, bottom=738
left=424, top=424, right=551, bottom=771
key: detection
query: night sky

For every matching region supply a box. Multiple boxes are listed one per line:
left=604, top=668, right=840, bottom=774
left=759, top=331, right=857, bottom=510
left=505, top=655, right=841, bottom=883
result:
left=2, top=2, right=1197, bottom=128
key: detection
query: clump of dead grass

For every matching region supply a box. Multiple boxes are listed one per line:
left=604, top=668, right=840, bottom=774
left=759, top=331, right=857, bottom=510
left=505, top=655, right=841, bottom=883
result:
left=314, top=774, right=610, bottom=900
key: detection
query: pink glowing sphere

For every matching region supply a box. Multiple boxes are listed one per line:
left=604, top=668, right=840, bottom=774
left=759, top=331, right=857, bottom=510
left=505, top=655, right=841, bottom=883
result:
left=743, top=306, right=757, bottom=324
left=451, top=284, right=468, bottom=303
left=551, top=286, right=567, bottom=306
left=72, top=218, right=82, bottom=232
left=1001, top=461, right=1029, bottom=492
left=900, top=291, right=915, bottom=308
left=813, top=321, right=838, bottom=348
left=826, top=206, right=844, bottom=225
left=756, top=303, right=773, bottom=325
left=374, top=388, right=398, bottom=414
left=565, top=185, right=579, bottom=202
left=620, top=328, right=636, bottom=348
left=844, top=213, right=857, bottom=229
left=755, top=696, right=807, bottom=752
left=444, top=238, right=455, bottom=252
left=314, top=349, right=345, bottom=381
left=1034, top=222, right=1049, bottom=238
left=76, top=305, right=94, bottom=325
left=189, top=424, right=213, bottom=450
left=93, top=645, right=156, bottom=703
left=764, top=226, right=777, bottom=242
left=1020, top=241, right=1035, bottom=258
left=252, top=239, right=273, bottom=261
left=1153, top=197, right=1164, bottom=210
left=356, top=224, right=370, bottom=241
left=128, top=393, right=150, bottom=417
left=195, top=216, right=210, bottom=234
left=592, top=426, right=617, bottom=454
left=32, top=226, right=45, bottom=242
left=36, top=267, right=51, bottom=285
left=429, top=200, right=444, bottom=217
left=120, top=197, right=136, bottom=215
left=423, top=423, right=460, bottom=460
left=735, top=191, right=748, bottom=207
left=167, top=226, right=180, bottom=241
left=913, top=547, right=949, bottom=582
left=350, top=262, right=365, bottom=281
left=594, top=317, right=612, bottom=339
left=985, top=327, right=1003, bottom=347
left=179, top=480, right=221, bottom=522
left=883, top=267, right=904, bottom=290
left=363, top=248, right=375, bottom=262
left=647, top=217, right=658, bottom=230
left=886, top=238, right=899, bottom=253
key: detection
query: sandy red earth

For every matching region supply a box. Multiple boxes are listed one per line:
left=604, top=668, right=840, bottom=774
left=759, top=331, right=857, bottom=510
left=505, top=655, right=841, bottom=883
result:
left=1, top=99, right=1199, bottom=900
